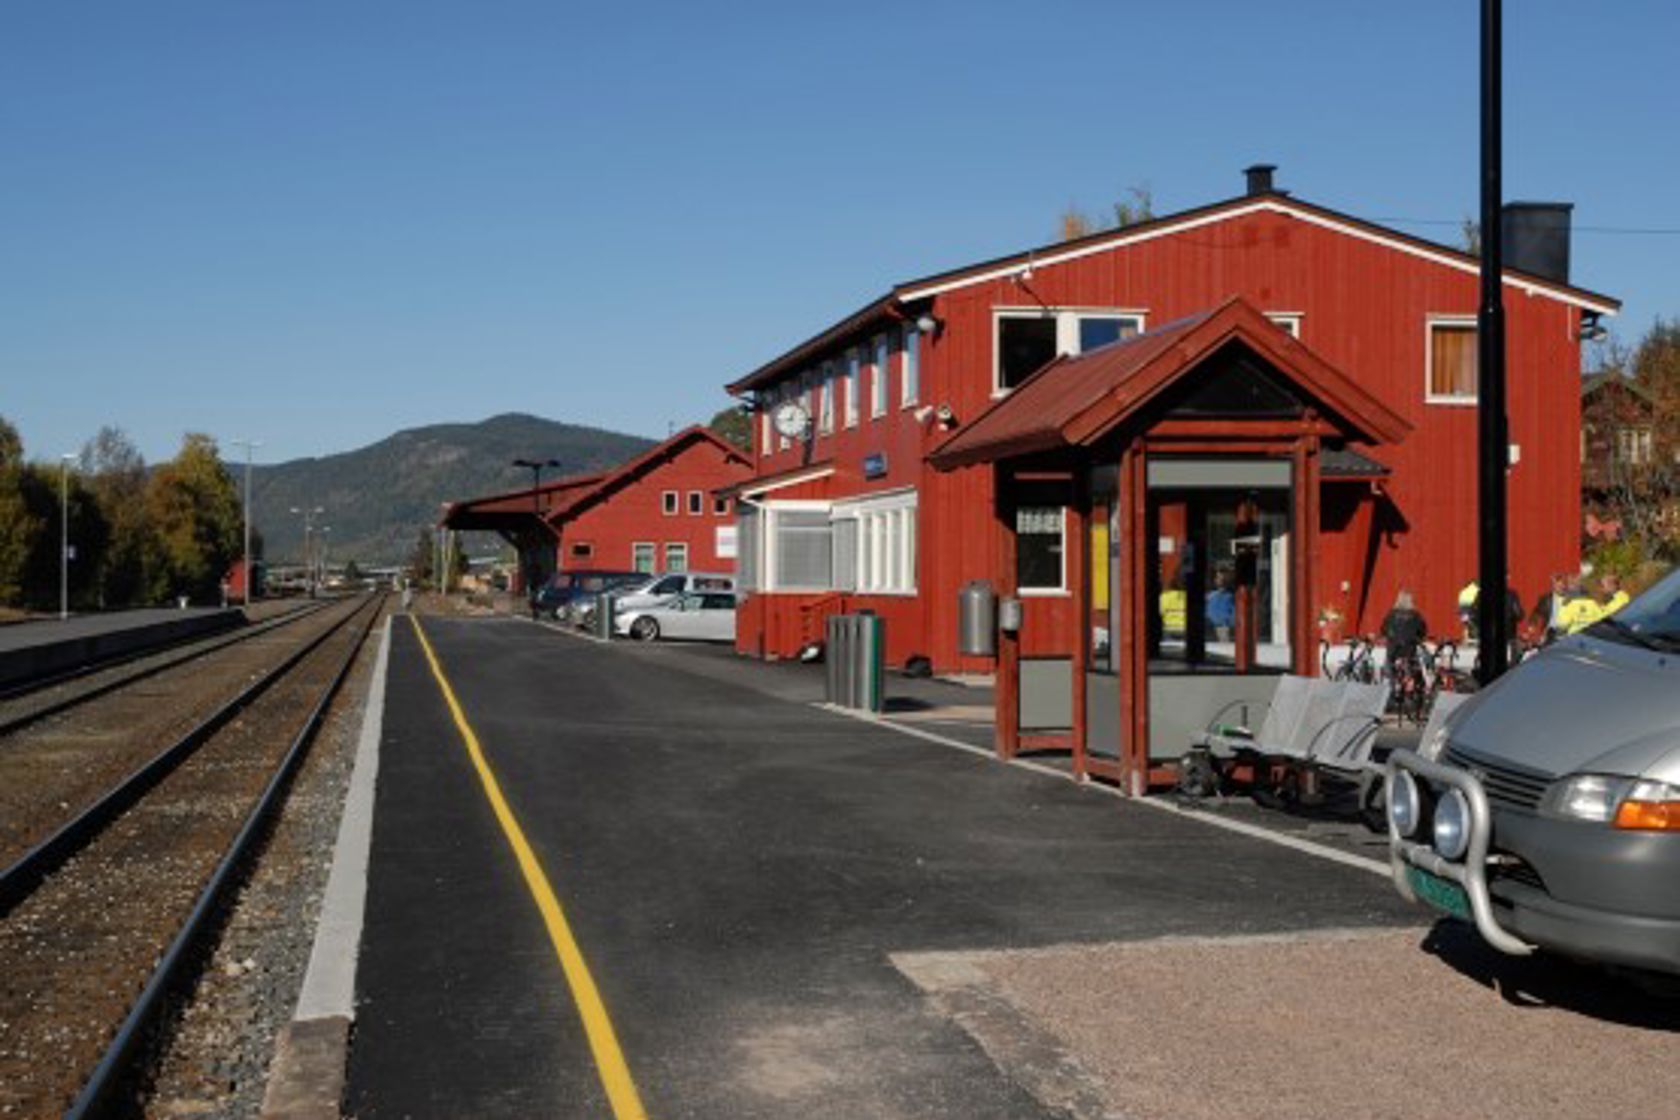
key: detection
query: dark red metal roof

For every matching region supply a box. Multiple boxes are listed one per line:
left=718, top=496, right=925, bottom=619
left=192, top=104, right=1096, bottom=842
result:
left=929, top=297, right=1410, bottom=470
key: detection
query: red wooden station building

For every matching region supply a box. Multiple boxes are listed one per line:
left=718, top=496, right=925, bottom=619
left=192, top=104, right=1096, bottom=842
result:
left=442, top=426, right=752, bottom=591
left=723, top=165, right=1618, bottom=791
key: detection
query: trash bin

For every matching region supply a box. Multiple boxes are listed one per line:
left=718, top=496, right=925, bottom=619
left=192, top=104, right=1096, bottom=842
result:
left=958, top=580, right=997, bottom=656
left=825, top=612, right=884, bottom=712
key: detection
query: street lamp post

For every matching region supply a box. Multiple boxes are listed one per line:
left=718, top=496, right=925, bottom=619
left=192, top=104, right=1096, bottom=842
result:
left=319, top=527, right=332, bottom=591
left=289, top=505, right=324, bottom=598
left=230, top=439, right=261, bottom=606
left=59, top=453, right=75, bottom=620
left=512, top=457, right=561, bottom=603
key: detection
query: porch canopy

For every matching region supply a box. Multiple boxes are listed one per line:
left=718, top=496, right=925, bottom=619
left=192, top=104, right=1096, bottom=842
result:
left=930, top=296, right=1409, bottom=794
left=441, top=473, right=604, bottom=590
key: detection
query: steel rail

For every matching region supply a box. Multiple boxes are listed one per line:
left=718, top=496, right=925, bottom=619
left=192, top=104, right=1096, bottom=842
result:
left=0, top=595, right=377, bottom=915
left=0, top=600, right=332, bottom=738
left=64, top=594, right=386, bottom=1120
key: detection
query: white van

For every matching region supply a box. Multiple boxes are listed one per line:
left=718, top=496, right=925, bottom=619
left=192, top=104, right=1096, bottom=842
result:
left=611, top=571, right=735, bottom=615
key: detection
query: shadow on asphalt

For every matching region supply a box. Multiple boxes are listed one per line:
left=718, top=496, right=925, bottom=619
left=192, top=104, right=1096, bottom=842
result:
left=1419, top=920, right=1680, bottom=1028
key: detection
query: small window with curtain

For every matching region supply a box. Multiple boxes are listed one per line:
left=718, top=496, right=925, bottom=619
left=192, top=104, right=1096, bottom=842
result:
left=632, top=542, right=656, bottom=573
left=1428, top=320, right=1478, bottom=403
left=1016, top=506, right=1065, bottom=592
left=665, top=543, right=689, bottom=573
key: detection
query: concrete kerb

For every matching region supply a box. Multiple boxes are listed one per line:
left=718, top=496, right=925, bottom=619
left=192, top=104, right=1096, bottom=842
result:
left=817, top=703, right=1391, bottom=879
left=259, top=615, right=392, bottom=1120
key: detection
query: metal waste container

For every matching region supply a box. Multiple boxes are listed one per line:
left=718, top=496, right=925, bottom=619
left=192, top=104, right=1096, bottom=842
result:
left=825, top=613, right=884, bottom=712
left=958, top=580, right=997, bottom=656
left=595, top=592, right=615, bottom=639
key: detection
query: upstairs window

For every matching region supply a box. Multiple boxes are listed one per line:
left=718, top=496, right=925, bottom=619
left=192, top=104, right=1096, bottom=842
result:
left=995, top=309, right=1143, bottom=393
left=687, top=491, right=703, bottom=515
left=902, top=324, right=920, bottom=405
left=818, top=362, right=835, bottom=433
left=1427, top=319, right=1478, bottom=404
left=844, top=349, right=860, bottom=427
left=871, top=335, right=890, bottom=417
left=662, top=490, right=679, bottom=515
left=714, top=495, right=731, bottom=515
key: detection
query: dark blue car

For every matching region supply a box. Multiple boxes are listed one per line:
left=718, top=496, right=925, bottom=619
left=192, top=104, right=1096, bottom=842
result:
left=532, top=570, right=644, bottom=619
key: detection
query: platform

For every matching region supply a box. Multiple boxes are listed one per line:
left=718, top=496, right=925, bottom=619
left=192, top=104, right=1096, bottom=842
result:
left=342, top=616, right=1419, bottom=1118
left=0, top=607, right=244, bottom=689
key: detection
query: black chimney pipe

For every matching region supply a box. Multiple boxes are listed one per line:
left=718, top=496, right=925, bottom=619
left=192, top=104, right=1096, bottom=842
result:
left=1244, top=164, right=1277, bottom=196
left=1477, top=0, right=1510, bottom=683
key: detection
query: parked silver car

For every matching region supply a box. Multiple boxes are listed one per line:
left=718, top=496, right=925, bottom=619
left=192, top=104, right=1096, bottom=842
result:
left=612, top=571, right=735, bottom=616
left=1387, top=569, right=1680, bottom=975
left=615, top=592, right=738, bottom=643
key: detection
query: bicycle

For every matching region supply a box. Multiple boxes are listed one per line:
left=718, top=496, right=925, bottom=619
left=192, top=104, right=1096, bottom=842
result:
left=1330, top=635, right=1379, bottom=684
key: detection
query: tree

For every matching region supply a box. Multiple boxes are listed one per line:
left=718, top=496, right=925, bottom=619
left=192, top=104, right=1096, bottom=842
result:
left=1055, top=185, right=1155, bottom=242
left=81, top=426, right=152, bottom=607
left=410, top=526, right=436, bottom=587
left=708, top=405, right=751, bottom=451
left=0, top=419, right=40, bottom=607
left=143, top=433, right=242, bottom=603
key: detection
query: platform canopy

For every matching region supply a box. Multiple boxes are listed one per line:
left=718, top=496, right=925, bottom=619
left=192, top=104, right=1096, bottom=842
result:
left=440, top=472, right=606, bottom=535
left=929, top=296, right=1409, bottom=471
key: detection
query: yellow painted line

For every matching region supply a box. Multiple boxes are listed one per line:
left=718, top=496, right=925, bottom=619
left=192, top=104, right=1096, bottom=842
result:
left=408, top=615, right=648, bottom=1120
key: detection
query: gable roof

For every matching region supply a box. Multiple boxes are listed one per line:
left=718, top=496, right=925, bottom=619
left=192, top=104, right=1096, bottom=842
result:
left=440, top=471, right=607, bottom=530
left=1581, top=370, right=1653, bottom=405
left=727, top=190, right=1620, bottom=396
left=929, top=297, right=1410, bottom=470
left=540, top=425, right=751, bottom=526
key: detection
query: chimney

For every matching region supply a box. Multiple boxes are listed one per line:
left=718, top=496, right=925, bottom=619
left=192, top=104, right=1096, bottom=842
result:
left=1500, top=201, right=1572, bottom=285
left=1243, top=163, right=1277, bottom=196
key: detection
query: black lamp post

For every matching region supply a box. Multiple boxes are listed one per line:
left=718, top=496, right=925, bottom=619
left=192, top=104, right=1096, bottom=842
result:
left=1476, top=0, right=1510, bottom=683
left=513, top=457, right=561, bottom=604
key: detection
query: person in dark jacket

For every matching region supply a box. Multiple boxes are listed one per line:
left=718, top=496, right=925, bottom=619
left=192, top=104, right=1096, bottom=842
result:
left=1382, top=589, right=1428, bottom=665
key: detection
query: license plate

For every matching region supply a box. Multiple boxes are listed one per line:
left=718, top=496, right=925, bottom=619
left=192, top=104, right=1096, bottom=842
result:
left=1407, top=866, right=1471, bottom=921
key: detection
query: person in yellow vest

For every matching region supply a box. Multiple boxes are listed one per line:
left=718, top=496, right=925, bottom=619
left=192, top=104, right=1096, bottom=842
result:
left=1457, top=580, right=1480, bottom=641
left=1600, top=572, right=1631, bottom=617
left=1558, top=579, right=1604, bottom=635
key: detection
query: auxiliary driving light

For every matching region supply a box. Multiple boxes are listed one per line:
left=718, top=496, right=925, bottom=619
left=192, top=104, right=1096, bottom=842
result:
left=1432, top=788, right=1470, bottom=860
left=1388, top=771, right=1421, bottom=837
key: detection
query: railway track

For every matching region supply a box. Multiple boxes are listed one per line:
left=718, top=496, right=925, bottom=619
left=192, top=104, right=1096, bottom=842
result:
left=0, top=593, right=385, bottom=1117
left=0, top=599, right=331, bottom=739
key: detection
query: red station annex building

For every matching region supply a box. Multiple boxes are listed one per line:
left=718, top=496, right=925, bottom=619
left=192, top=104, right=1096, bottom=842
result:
left=724, top=166, right=1618, bottom=789
left=442, top=426, right=752, bottom=590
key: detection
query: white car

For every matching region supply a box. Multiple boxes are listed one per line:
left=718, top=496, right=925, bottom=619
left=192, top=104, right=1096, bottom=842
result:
left=615, top=592, right=738, bottom=642
left=612, top=571, right=735, bottom=615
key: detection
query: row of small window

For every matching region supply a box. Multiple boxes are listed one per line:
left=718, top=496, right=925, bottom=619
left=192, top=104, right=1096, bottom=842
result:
left=663, top=490, right=731, bottom=516
left=1582, top=426, right=1655, bottom=465
left=736, top=496, right=917, bottom=594
left=566, top=540, right=691, bottom=573
left=760, top=325, right=922, bottom=454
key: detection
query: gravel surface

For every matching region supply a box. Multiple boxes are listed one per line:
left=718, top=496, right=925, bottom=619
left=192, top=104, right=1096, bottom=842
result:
left=0, top=598, right=378, bottom=1116
left=140, top=606, right=387, bottom=1119
left=915, top=925, right=1680, bottom=1120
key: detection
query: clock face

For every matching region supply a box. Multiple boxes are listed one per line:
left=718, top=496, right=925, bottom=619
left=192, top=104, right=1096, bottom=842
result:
left=772, top=401, right=811, bottom=439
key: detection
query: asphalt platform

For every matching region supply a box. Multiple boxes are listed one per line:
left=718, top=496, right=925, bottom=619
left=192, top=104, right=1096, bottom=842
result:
left=346, top=617, right=1422, bottom=1118
left=0, top=606, right=242, bottom=688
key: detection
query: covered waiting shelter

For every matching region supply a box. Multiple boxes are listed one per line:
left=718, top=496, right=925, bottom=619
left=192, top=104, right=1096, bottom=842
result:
left=440, top=473, right=604, bottom=593
left=931, top=297, right=1410, bottom=795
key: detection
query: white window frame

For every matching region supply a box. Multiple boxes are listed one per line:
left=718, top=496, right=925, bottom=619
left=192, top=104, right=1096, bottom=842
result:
left=631, top=541, right=657, bottom=573
left=844, top=349, right=860, bottom=428
left=687, top=490, right=703, bottom=515
left=760, top=403, right=772, bottom=457
left=664, top=542, right=689, bottom=572
left=1016, top=505, right=1068, bottom=596
left=832, top=488, right=917, bottom=595
left=818, top=361, right=835, bottom=434
left=1266, top=311, right=1303, bottom=338
left=993, top=307, right=1146, bottom=396
left=871, top=334, right=890, bottom=418
left=901, top=324, right=920, bottom=407
left=714, top=495, right=731, bottom=515
left=1425, top=315, right=1479, bottom=406
left=661, top=490, right=679, bottom=516
left=756, top=499, right=834, bottom=593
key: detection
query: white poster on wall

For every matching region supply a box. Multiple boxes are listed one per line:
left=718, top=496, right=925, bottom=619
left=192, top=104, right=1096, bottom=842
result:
left=716, top=525, right=738, bottom=559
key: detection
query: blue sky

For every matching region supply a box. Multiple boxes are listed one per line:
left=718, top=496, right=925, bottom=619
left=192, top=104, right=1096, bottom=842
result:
left=3, top=1, right=1675, bottom=466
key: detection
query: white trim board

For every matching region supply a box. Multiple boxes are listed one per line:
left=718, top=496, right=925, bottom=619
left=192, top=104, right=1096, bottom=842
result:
left=898, top=199, right=1618, bottom=315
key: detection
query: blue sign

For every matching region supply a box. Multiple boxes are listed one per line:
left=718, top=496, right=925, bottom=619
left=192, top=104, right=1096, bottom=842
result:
left=863, top=452, right=888, bottom=479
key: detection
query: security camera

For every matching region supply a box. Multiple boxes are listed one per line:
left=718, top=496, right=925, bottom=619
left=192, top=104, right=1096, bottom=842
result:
left=934, top=403, right=957, bottom=429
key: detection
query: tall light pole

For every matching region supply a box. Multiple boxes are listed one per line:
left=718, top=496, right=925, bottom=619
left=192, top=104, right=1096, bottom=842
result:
left=1475, top=0, right=1510, bottom=683
left=512, top=457, right=561, bottom=599
left=59, top=453, right=75, bottom=620
left=318, top=527, right=332, bottom=591
left=230, top=439, right=261, bottom=606
left=290, top=505, right=324, bottom=597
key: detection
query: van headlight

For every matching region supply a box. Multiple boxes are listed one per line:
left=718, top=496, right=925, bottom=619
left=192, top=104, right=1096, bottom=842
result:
left=1432, top=789, right=1470, bottom=860
left=1388, top=771, right=1422, bottom=837
left=1540, top=774, right=1634, bottom=823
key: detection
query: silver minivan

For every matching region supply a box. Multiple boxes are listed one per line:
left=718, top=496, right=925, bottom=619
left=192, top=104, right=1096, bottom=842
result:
left=1388, top=569, right=1680, bottom=975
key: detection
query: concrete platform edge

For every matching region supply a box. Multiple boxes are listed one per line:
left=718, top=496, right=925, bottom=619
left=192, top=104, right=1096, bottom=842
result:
left=260, top=614, right=391, bottom=1118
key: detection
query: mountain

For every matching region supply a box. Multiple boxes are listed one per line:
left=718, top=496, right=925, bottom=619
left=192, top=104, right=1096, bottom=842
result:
left=245, top=414, right=655, bottom=565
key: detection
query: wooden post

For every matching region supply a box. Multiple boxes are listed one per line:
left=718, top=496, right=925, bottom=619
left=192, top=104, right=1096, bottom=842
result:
left=995, top=464, right=1021, bottom=759
left=1117, top=443, right=1149, bottom=795
left=1068, top=462, right=1089, bottom=778
left=1292, top=432, right=1321, bottom=676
